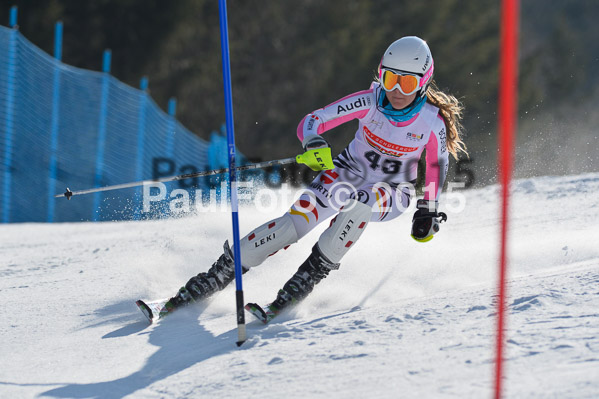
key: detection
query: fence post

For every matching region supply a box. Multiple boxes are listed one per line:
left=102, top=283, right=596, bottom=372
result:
left=165, top=97, right=177, bottom=158
left=92, top=49, right=112, bottom=221
left=47, top=21, right=63, bottom=223
left=9, top=5, right=17, bottom=27
left=134, top=76, right=149, bottom=220
left=2, top=6, right=18, bottom=223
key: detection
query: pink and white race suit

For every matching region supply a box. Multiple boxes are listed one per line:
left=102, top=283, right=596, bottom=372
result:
left=237, top=82, right=449, bottom=268
left=289, top=82, right=449, bottom=237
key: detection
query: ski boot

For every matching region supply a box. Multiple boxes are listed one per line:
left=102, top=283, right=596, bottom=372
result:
left=246, top=244, right=339, bottom=323
left=164, top=286, right=195, bottom=311
left=277, top=243, right=339, bottom=307
left=167, top=240, right=244, bottom=309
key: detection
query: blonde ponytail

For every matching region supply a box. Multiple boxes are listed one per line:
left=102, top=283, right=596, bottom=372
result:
left=426, top=81, right=468, bottom=160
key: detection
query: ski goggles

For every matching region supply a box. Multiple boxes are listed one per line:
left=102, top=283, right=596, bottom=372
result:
left=381, top=69, right=422, bottom=95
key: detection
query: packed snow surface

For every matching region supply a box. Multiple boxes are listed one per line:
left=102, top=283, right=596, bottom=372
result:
left=1, top=173, right=598, bottom=398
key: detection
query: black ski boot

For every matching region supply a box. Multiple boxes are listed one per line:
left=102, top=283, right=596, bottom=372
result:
left=167, top=240, right=244, bottom=308
left=270, top=243, right=340, bottom=314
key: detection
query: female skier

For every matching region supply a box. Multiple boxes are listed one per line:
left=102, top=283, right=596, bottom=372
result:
left=166, top=36, right=467, bottom=320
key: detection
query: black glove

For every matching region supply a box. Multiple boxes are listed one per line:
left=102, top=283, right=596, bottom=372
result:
left=302, top=135, right=330, bottom=151
left=411, top=199, right=447, bottom=243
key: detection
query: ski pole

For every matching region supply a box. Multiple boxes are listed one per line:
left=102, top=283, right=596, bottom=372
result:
left=54, top=156, right=297, bottom=200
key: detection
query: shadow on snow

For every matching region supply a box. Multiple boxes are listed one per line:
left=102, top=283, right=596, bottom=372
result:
left=40, top=301, right=253, bottom=399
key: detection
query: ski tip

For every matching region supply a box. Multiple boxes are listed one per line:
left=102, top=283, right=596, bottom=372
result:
left=244, top=302, right=263, bottom=314
left=136, top=300, right=155, bottom=324
left=245, top=303, right=269, bottom=324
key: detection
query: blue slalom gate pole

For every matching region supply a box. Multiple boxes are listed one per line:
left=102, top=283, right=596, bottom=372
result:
left=218, top=0, right=246, bottom=346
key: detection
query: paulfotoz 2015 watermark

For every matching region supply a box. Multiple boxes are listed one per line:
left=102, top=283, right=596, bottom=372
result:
left=142, top=180, right=468, bottom=216
left=144, top=156, right=473, bottom=216
left=152, top=156, right=476, bottom=190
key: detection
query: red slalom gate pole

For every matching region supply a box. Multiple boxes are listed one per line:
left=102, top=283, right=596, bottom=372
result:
left=495, top=0, right=519, bottom=398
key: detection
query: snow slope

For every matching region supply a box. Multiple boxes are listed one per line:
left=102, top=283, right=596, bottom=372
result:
left=1, top=173, right=598, bottom=398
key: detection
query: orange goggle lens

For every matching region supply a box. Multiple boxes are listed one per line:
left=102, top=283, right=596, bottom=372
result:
left=381, top=70, right=420, bottom=94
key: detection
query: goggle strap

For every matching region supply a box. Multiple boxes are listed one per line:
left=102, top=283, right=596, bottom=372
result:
left=381, top=66, right=424, bottom=77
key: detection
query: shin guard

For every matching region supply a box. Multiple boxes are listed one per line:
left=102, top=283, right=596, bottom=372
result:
left=238, top=213, right=299, bottom=268
left=317, top=199, right=371, bottom=263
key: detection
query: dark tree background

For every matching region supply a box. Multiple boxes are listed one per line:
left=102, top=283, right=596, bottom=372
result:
left=2, top=0, right=598, bottom=187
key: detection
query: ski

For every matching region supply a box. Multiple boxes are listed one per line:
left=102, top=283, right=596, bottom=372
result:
left=244, top=302, right=280, bottom=324
left=135, top=299, right=175, bottom=324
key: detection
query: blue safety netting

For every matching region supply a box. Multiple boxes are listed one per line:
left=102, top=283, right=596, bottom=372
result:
left=0, top=25, right=240, bottom=223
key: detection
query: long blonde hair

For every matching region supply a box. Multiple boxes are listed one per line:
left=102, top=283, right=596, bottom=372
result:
left=426, top=81, right=468, bottom=160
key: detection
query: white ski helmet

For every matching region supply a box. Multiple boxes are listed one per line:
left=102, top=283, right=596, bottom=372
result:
left=379, top=36, right=434, bottom=98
